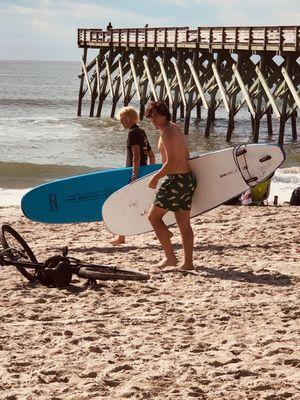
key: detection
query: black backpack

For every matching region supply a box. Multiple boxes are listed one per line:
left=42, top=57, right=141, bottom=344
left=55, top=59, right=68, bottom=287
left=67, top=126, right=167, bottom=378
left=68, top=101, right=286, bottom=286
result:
left=290, top=187, right=300, bottom=206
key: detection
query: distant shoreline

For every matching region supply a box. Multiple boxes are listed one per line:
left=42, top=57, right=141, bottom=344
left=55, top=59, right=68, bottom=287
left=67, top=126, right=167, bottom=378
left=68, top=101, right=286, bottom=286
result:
left=0, top=59, right=79, bottom=63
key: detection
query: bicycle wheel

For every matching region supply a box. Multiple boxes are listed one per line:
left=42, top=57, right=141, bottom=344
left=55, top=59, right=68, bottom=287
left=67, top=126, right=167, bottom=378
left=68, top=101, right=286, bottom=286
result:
left=78, top=265, right=150, bottom=282
left=1, top=225, right=38, bottom=282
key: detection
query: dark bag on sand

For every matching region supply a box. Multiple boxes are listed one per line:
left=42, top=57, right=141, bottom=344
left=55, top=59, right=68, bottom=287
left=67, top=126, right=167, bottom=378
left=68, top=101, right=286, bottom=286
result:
left=289, top=187, right=300, bottom=206
left=37, top=256, right=72, bottom=287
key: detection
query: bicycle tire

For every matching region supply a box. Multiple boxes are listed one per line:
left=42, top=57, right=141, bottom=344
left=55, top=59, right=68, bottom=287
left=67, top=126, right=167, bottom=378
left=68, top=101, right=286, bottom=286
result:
left=1, top=225, right=38, bottom=282
left=78, top=266, right=149, bottom=282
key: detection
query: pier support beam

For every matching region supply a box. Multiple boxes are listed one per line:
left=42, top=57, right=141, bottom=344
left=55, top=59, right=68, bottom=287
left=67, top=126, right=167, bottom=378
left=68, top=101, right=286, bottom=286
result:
left=77, top=47, right=87, bottom=117
left=77, top=36, right=299, bottom=144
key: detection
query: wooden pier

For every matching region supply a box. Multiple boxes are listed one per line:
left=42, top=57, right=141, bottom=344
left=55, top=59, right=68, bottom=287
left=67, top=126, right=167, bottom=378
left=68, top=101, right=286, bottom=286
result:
left=77, top=26, right=300, bottom=144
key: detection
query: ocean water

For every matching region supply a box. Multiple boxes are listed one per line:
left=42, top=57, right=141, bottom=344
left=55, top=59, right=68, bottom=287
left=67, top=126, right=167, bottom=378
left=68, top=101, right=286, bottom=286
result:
left=0, top=60, right=300, bottom=207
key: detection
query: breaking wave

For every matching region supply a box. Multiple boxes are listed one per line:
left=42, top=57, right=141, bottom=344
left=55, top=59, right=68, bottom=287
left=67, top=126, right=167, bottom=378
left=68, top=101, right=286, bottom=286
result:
left=0, top=161, right=101, bottom=189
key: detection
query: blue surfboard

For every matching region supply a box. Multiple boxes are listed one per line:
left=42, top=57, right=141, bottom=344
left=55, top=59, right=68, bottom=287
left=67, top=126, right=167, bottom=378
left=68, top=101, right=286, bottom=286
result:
left=21, top=164, right=161, bottom=224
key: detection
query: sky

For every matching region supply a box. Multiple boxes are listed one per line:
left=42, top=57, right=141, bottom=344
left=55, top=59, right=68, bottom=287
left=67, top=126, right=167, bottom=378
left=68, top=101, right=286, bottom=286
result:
left=1, top=0, right=300, bottom=61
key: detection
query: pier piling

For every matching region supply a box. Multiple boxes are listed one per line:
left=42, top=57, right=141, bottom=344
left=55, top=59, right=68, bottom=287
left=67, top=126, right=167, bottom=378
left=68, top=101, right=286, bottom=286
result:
left=77, top=25, right=300, bottom=144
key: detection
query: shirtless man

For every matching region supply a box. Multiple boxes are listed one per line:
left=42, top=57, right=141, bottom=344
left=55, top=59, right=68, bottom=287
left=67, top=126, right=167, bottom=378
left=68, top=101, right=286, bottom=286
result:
left=111, top=106, right=156, bottom=245
left=145, top=101, right=197, bottom=270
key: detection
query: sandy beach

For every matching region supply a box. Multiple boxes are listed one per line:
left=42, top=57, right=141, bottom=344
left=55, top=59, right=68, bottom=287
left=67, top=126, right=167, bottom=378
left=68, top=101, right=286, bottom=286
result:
left=0, top=204, right=299, bottom=400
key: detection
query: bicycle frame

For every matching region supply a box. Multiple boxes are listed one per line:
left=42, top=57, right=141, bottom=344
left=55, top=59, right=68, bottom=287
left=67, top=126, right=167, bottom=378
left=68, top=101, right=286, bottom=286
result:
left=1, top=225, right=150, bottom=286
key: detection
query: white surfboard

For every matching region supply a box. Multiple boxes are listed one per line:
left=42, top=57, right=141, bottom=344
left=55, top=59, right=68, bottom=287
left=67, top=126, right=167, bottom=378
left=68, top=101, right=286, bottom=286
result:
left=102, top=144, right=285, bottom=236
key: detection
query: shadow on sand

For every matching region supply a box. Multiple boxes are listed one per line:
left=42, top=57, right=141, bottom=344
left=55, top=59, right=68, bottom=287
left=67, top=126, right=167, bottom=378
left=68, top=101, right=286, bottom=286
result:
left=198, top=266, right=293, bottom=287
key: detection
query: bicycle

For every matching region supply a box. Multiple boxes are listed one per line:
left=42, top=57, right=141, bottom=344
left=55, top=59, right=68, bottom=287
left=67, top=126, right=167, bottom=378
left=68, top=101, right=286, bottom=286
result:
left=0, top=224, right=150, bottom=287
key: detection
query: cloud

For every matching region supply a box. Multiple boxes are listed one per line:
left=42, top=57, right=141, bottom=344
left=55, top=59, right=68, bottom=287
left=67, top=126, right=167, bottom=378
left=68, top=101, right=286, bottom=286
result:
left=62, top=2, right=169, bottom=27
left=0, top=1, right=172, bottom=59
left=136, top=0, right=300, bottom=27
left=157, top=0, right=187, bottom=6
left=10, top=5, right=35, bottom=15
left=30, top=19, right=53, bottom=32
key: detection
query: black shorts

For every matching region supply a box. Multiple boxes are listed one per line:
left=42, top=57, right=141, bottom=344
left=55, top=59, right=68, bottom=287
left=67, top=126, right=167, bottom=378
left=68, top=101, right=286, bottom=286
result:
left=154, top=172, right=197, bottom=212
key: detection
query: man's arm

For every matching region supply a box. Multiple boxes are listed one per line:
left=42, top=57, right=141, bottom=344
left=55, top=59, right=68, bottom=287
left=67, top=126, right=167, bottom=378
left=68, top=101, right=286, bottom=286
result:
left=131, top=144, right=140, bottom=180
left=147, top=149, right=156, bottom=165
left=158, top=136, right=167, bottom=164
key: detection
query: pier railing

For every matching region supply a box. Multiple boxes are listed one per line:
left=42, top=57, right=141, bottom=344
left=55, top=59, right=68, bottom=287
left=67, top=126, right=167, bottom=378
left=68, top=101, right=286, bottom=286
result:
left=78, top=26, right=300, bottom=52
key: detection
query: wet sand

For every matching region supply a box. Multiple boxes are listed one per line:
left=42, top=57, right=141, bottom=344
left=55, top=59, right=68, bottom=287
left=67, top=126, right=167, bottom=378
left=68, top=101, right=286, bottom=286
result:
left=0, top=205, right=299, bottom=400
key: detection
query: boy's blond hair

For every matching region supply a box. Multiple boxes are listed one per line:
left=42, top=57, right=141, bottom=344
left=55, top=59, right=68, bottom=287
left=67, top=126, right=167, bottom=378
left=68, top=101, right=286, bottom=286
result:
left=118, top=107, right=139, bottom=124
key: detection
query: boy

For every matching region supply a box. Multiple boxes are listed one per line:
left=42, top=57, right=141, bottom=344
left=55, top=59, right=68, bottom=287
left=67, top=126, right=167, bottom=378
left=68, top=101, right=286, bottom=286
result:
left=146, top=101, right=197, bottom=270
left=111, top=107, right=156, bottom=245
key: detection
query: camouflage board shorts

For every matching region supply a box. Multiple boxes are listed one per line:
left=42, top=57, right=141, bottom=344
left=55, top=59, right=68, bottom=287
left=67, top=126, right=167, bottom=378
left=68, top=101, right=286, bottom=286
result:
left=154, top=172, right=197, bottom=212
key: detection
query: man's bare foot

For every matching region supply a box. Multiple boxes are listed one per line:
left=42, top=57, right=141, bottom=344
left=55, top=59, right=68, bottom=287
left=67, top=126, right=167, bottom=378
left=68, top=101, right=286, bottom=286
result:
left=110, top=236, right=125, bottom=246
left=180, top=263, right=194, bottom=271
left=157, top=256, right=178, bottom=268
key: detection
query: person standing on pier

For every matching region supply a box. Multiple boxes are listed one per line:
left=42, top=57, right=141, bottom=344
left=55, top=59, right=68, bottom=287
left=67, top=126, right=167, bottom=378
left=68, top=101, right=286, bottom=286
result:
left=111, top=107, right=156, bottom=245
left=146, top=101, right=197, bottom=270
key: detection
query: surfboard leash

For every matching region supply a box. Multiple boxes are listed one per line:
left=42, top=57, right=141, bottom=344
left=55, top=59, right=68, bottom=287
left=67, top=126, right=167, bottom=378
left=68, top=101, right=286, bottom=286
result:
left=232, top=145, right=258, bottom=187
